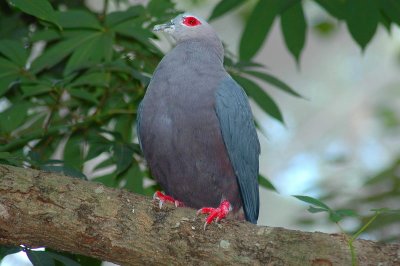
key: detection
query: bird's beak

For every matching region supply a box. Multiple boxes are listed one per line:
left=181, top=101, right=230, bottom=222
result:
left=153, top=20, right=175, bottom=32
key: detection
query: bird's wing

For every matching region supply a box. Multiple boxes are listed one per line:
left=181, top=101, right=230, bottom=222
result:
left=215, top=76, right=260, bottom=223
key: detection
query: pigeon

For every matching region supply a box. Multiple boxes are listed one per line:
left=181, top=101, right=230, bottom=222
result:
left=137, top=13, right=260, bottom=228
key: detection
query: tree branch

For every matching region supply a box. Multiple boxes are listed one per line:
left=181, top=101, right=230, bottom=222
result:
left=0, top=164, right=398, bottom=265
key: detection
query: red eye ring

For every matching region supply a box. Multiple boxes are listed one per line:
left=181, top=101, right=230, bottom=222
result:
left=182, top=16, right=201, bottom=27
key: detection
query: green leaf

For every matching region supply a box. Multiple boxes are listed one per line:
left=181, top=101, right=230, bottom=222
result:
left=0, top=72, right=19, bottom=97
left=46, top=252, right=81, bottom=266
left=0, top=74, right=18, bottom=97
left=279, top=0, right=302, bottom=13
left=0, top=101, right=30, bottom=133
left=379, top=12, right=391, bottom=33
left=0, top=246, right=23, bottom=259
left=345, top=0, right=379, bottom=50
left=293, top=195, right=331, bottom=210
left=335, top=209, right=358, bottom=217
left=308, top=206, right=329, bottom=213
left=105, top=6, right=144, bottom=27
left=233, top=75, right=284, bottom=123
left=8, top=0, right=60, bottom=29
left=113, top=142, right=134, bottom=175
left=21, top=83, right=53, bottom=98
left=280, top=1, right=307, bottom=63
left=93, top=173, right=117, bottom=187
left=313, top=21, right=336, bottom=36
left=379, top=0, right=400, bottom=26
left=73, top=255, right=102, bottom=266
left=0, top=11, right=28, bottom=39
left=63, top=134, right=84, bottom=170
left=314, top=0, right=346, bottom=19
left=103, top=59, right=132, bottom=74
left=70, top=72, right=109, bottom=87
left=56, top=10, right=102, bottom=30
left=86, top=132, right=112, bottom=161
left=234, top=61, right=265, bottom=69
left=0, top=39, right=28, bottom=66
left=258, top=175, right=278, bottom=192
left=329, top=211, right=342, bottom=223
left=0, top=152, right=12, bottom=159
left=84, top=32, right=114, bottom=62
left=31, top=29, right=61, bottom=42
left=68, top=88, right=99, bottom=104
left=328, top=209, right=357, bottom=223
left=30, top=31, right=101, bottom=74
left=114, top=22, right=158, bottom=51
left=0, top=57, right=20, bottom=71
left=209, top=0, right=244, bottom=21
left=0, top=151, right=24, bottom=166
left=44, top=249, right=102, bottom=266
left=244, top=70, right=302, bottom=98
left=64, top=31, right=114, bottom=75
left=123, top=164, right=145, bottom=194
left=115, top=115, right=134, bottom=142
left=26, top=250, right=56, bottom=266
left=147, top=0, right=176, bottom=20
left=0, top=57, right=21, bottom=96
left=239, top=0, right=280, bottom=60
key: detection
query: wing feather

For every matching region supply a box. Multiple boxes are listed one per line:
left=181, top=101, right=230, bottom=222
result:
left=215, top=77, right=260, bottom=223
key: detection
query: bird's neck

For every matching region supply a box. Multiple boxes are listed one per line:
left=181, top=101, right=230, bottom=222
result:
left=176, top=39, right=224, bottom=64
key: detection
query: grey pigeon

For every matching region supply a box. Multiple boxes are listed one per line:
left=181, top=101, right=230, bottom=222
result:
left=137, top=14, right=260, bottom=226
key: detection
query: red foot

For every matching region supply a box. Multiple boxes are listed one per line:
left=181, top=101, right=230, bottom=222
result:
left=153, top=191, right=184, bottom=208
left=196, top=200, right=232, bottom=230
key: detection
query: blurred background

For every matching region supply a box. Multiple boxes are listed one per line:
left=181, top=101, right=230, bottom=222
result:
left=1, top=0, right=399, bottom=265
left=175, top=0, right=400, bottom=238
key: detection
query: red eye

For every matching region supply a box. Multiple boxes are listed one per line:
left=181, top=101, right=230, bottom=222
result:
left=183, top=16, right=201, bottom=27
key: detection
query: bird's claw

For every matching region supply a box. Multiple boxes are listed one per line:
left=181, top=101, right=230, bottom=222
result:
left=153, top=191, right=184, bottom=209
left=197, top=200, right=232, bottom=230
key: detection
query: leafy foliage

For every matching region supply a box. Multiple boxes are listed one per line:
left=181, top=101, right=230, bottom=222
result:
left=0, top=0, right=169, bottom=178
left=293, top=194, right=400, bottom=266
left=210, top=0, right=400, bottom=60
left=258, top=174, right=278, bottom=192
left=0, top=0, right=178, bottom=264
left=0, top=246, right=23, bottom=260
left=280, top=1, right=307, bottom=63
left=8, top=0, right=61, bottom=28
left=344, top=0, right=379, bottom=49
left=294, top=195, right=357, bottom=223
left=239, top=0, right=280, bottom=61
left=209, top=0, right=243, bottom=21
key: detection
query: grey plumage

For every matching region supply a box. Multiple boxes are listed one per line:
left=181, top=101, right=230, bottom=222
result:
left=137, top=14, right=260, bottom=223
left=215, top=77, right=260, bottom=223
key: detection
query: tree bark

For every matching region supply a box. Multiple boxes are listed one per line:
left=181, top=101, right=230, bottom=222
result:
left=0, top=164, right=398, bottom=265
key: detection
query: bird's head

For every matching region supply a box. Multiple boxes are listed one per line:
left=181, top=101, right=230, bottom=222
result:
left=153, top=13, right=221, bottom=47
